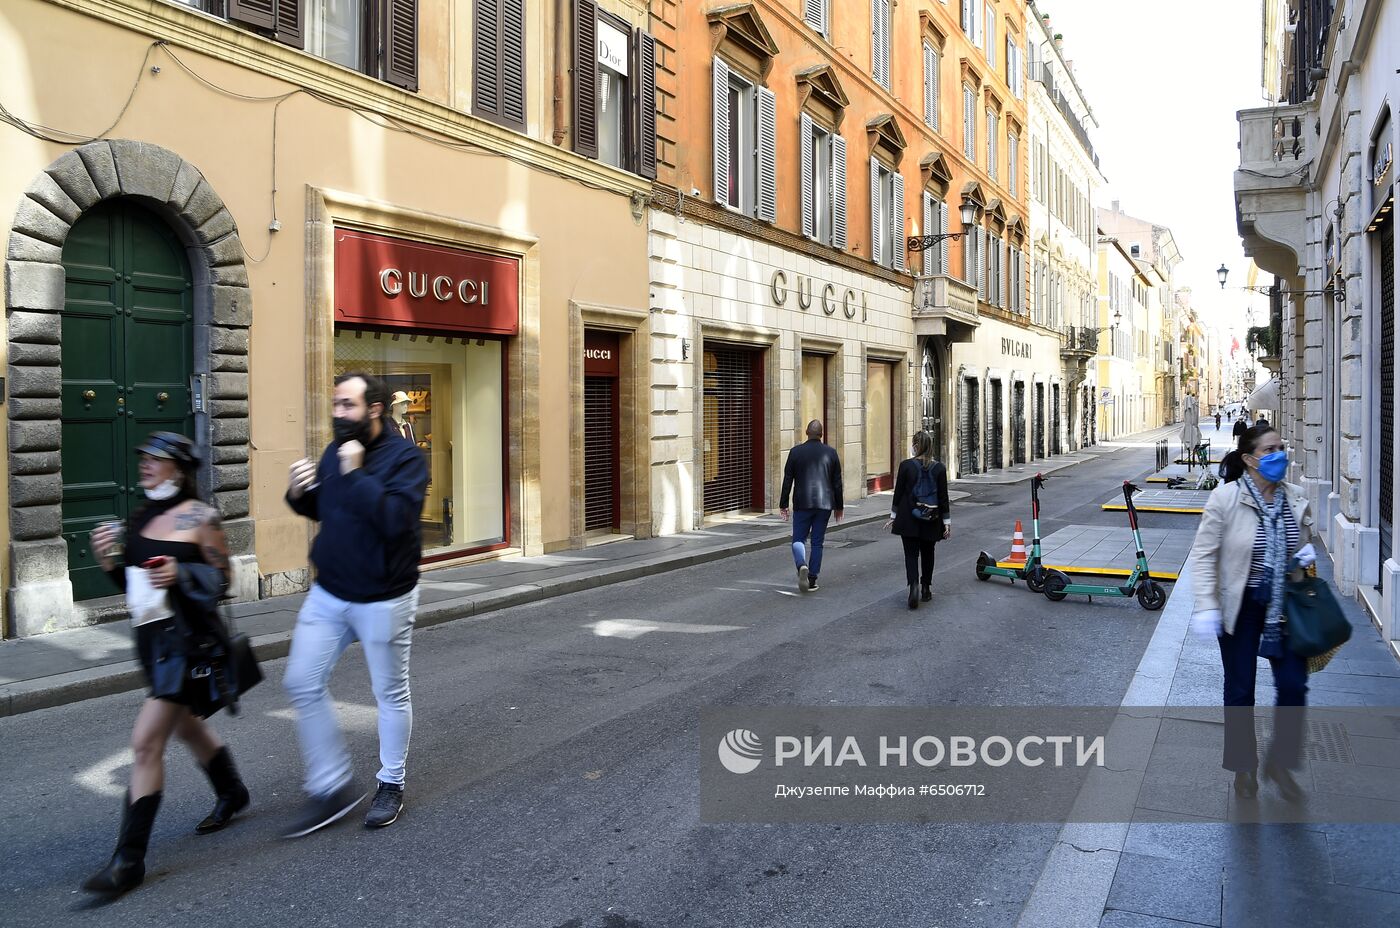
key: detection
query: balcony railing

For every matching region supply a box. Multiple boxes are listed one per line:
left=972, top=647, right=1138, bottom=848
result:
left=1060, top=325, right=1098, bottom=355
left=1034, top=65, right=1100, bottom=170
left=1238, top=103, right=1313, bottom=169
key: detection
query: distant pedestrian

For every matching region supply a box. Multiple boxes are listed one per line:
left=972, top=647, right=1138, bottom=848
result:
left=1187, top=423, right=1316, bottom=802
left=780, top=420, right=844, bottom=593
left=889, top=431, right=951, bottom=610
left=283, top=371, right=428, bottom=836
left=1255, top=414, right=1270, bottom=430
left=1232, top=414, right=1248, bottom=440
left=1214, top=411, right=1222, bottom=431
left=81, top=432, right=248, bottom=896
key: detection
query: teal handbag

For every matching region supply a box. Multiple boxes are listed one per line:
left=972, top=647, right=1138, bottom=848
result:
left=1285, top=567, right=1352, bottom=661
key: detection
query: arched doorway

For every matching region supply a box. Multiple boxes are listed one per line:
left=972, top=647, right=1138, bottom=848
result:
left=61, top=200, right=195, bottom=600
left=920, top=339, right=943, bottom=460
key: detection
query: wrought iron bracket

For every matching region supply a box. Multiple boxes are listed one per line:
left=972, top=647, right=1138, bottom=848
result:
left=907, top=232, right=966, bottom=253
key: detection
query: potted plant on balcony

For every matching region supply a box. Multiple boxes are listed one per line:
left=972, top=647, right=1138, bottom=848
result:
left=1246, top=324, right=1282, bottom=373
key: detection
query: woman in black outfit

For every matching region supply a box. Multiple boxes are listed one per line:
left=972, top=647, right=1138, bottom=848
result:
left=890, top=431, right=952, bottom=609
left=82, top=432, right=248, bottom=895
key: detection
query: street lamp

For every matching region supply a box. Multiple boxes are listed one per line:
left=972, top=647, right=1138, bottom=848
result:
left=907, top=200, right=979, bottom=253
left=1215, top=261, right=1345, bottom=302
left=1217, top=264, right=1229, bottom=288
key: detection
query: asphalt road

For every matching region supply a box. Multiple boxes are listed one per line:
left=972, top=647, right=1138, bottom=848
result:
left=1, top=440, right=1198, bottom=928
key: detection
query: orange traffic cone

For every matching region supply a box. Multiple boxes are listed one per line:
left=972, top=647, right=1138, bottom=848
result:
left=1007, top=521, right=1028, bottom=564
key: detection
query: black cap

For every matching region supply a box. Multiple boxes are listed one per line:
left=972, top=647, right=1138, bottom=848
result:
left=136, top=431, right=198, bottom=467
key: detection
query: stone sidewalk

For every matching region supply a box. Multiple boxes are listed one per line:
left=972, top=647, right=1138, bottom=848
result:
left=950, top=422, right=1187, bottom=487
left=1016, top=540, right=1400, bottom=928
left=0, top=492, right=925, bottom=717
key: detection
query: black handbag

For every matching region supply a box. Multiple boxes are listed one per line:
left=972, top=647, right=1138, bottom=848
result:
left=177, top=564, right=263, bottom=716
left=1285, top=566, right=1352, bottom=661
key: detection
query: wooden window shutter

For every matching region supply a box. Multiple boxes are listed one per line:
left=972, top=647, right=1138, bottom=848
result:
left=229, top=0, right=276, bottom=31
left=636, top=29, right=657, bottom=179
left=712, top=57, right=730, bottom=205
left=803, top=0, right=825, bottom=35
left=271, top=0, right=303, bottom=50
left=921, top=192, right=932, bottom=273
left=869, top=157, right=882, bottom=267
left=891, top=169, right=905, bottom=273
left=800, top=113, right=816, bottom=239
left=938, top=200, right=949, bottom=274
left=922, top=44, right=934, bottom=127
left=473, top=0, right=525, bottom=130
left=385, top=0, right=418, bottom=91
left=831, top=134, right=847, bottom=250
left=960, top=0, right=972, bottom=35
left=500, top=0, right=526, bottom=127
left=756, top=86, right=777, bottom=222
left=573, top=0, right=599, bottom=158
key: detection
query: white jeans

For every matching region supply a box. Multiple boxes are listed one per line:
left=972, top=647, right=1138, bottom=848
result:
left=283, top=584, right=418, bottom=797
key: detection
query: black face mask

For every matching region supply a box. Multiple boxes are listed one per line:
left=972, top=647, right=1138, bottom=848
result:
left=332, top=416, right=369, bottom=445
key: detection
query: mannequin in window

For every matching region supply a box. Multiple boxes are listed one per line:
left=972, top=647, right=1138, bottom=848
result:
left=389, top=391, right=416, bottom=444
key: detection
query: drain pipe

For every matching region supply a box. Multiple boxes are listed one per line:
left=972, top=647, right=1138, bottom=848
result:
left=552, top=0, right=568, bottom=145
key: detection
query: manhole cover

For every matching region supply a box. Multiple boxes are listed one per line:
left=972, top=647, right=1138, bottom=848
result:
left=1254, top=716, right=1354, bottom=764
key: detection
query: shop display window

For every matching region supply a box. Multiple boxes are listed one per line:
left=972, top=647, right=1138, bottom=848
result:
left=334, top=328, right=506, bottom=556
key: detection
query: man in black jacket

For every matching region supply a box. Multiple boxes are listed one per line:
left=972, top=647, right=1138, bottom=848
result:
left=282, top=372, right=428, bottom=836
left=779, top=420, right=844, bottom=593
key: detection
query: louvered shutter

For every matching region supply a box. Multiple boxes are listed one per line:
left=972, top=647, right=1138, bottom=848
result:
left=500, top=0, right=526, bottom=127
left=229, top=0, right=275, bottom=30
left=922, top=44, right=934, bottom=127
left=880, top=0, right=891, bottom=89
left=976, top=229, right=986, bottom=300
left=804, top=0, right=825, bottom=35
left=891, top=170, right=905, bottom=272
left=573, top=1, right=599, bottom=157
left=921, top=192, right=933, bottom=274
left=757, top=85, right=777, bottom=222
left=870, top=157, right=883, bottom=267
left=384, top=0, right=417, bottom=90
left=636, top=29, right=657, bottom=179
left=997, top=239, right=1006, bottom=307
left=800, top=113, right=816, bottom=239
left=713, top=57, right=730, bottom=205
left=273, top=0, right=303, bottom=50
left=474, top=0, right=526, bottom=130
left=832, top=134, right=848, bottom=250
left=960, top=0, right=972, bottom=35
left=963, top=221, right=975, bottom=282
left=985, top=5, right=995, bottom=64
left=938, top=200, right=949, bottom=275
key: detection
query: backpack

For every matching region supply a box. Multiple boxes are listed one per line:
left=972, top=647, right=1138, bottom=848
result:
left=911, top=462, right=940, bottom=521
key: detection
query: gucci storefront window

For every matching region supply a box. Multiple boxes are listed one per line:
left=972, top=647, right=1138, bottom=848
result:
left=334, top=330, right=506, bottom=555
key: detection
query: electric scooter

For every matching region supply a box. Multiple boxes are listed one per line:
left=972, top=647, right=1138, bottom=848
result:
left=1041, top=481, right=1168, bottom=611
left=975, top=474, right=1050, bottom=593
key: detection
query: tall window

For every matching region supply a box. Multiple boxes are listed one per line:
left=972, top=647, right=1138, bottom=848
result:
left=1007, top=133, right=1018, bottom=197
left=713, top=58, right=776, bottom=222
left=961, top=0, right=982, bottom=47
left=225, top=0, right=417, bottom=91
left=801, top=114, right=847, bottom=249
left=726, top=81, right=753, bottom=212
left=307, top=0, right=364, bottom=71
left=984, top=3, right=996, bottom=66
left=986, top=109, right=998, bottom=180
left=871, top=0, right=891, bottom=90
left=963, top=85, right=977, bottom=161
left=869, top=158, right=905, bottom=271
left=803, top=0, right=829, bottom=38
left=923, top=42, right=940, bottom=130
left=922, top=192, right=948, bottom=276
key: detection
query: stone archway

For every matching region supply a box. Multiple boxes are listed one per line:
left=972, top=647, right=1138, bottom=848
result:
left=6, top=140, right=255, bottom=637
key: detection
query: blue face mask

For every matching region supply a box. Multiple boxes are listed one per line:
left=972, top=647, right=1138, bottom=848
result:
left=1255, top=450, right=1288, bottom=482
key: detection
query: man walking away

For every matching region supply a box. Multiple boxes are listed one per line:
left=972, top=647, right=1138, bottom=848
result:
left=780, top=420, right=844, bottom=593
left=283, top=372, right=428, bottom=836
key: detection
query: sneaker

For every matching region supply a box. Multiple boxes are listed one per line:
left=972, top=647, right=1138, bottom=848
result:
left=365, top=781, right=405, bottom=828
left=808, top=577, right=819, bottom=592
left=281, top=782, right=365, bottom=839
left=797, top=564, right=809, bottom=592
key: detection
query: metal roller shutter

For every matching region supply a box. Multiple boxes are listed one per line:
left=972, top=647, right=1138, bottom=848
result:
left=1380, top=215, right=1394, bottom=589
left=1013, top=381, right=1026, bottom=464
left=1051, top=384, right=1062, bottom=456
left=1034, top=382, right=1045, bottom=459
left=584, top=376, right=618, bottom=532
left=988, top=379, right=1003, bottom=469
left=959, top=376, right=980, bottom=476
left=703, top=347, right=757, bottom=513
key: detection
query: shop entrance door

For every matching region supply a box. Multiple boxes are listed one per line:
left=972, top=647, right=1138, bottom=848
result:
left=1051, top=384, right=1062, bottom=456
left=865, top=361, right=895, bottom=491
left=60, top=200, right=194, bottom=600
left=1012, top=381, right=1026, bottom=464
left=988, top=379, right=1004, bottom=469
left=1378, top=214, right=1394, bottom=591
left=920, top=341, right=944, bottom=461
left=1033, top=382, right=1045, bottom=459
left=703, top=345, right=763, bottom=514
left=959, top=376, right=980, bottom=476
left=584, top=331, right=621, bottom=534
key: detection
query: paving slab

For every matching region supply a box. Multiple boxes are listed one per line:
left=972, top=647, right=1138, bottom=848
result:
left=993, top=526, right=1194, bottom=580
left=1103, top=488, right=1211, bottom=514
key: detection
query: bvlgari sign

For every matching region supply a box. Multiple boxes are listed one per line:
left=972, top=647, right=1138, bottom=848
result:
left=334, top=228, right=520, bottom=336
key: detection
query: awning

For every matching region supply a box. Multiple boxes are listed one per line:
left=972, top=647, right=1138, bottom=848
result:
left=1247, top=377, right=1280, bottom=411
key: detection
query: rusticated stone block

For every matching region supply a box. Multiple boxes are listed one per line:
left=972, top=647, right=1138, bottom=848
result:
left=209, top=326, right=250, bottom=355
left=10, top=472, right=62, bottom=507
left=210, top=261, right=249, bottom=287
left=8, top=419, right=60, bottom=452
left=45, top=152, right=102, bottom=212
left=208, top=399, right=250, bottom=419
left=12, top=503, right=61, bottom=540
left=211, top=418, right=249, bottom=445
left=211, top=285, right=252, bottom=327
left=10, top=450, right=60, bottom=475
left=10, top=537, right=70, bottom=585
left=211, top=444, right=248, bottom=465
left=76, top=142, right=119, bottom=200
left=5, top=261, right=65, bottom=311
left=217, top=492, right=252, bottom=523
left=5, top=230, right=62, bottom=264
left=213, top=463, right=249, bottom=491
left=7, top=342, right=60, bottom=366
left=209, top=372, right=249, bottom=400
left=195, top=208, right=237, bottom=244
left=25, top=171, right=81, bottom=224
left=211, top=352, right=249, bottom=373
left=11, top=196, right=70, bottom=247
left=7, top=311, right=61, bottom=344
left=6, top=396, right=62, bottom=421
left=183, top=178, right=224, bottom=228
left=167, top=160, right=204, bottom=212
left=109, top=140, right=181, bottom=203
left=7, top=366, right=60, bottom=399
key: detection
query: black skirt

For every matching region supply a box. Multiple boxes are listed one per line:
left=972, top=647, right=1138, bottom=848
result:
left=135, top=619, right=223, bottom=719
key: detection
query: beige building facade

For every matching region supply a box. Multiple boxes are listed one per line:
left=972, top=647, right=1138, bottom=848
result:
left=1, top=0, right=654, bottom=635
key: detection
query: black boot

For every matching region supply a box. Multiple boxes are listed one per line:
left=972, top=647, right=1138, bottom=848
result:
left=921, top=584, right=932, bottom=603
left=907, top=584, right=920, bottom=610
left=196, top=747, right=250, bottom=835
left=82, top=792, right=161, bottom=895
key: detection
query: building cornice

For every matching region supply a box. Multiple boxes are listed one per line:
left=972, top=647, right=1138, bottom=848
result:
left=42, top=0, right=648, bottom=199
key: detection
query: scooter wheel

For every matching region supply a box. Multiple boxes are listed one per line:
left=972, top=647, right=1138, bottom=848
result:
left=1137, top=581, right=1167, bottom=611
left=1043, top=570, right=1070, bottom=602
left=975, top=552, right=993, bottom=581
left=1025, top=565, right=1046, bottom=594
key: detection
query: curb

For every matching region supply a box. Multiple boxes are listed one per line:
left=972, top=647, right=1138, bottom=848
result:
left=0, top=511, right=887, bottom=718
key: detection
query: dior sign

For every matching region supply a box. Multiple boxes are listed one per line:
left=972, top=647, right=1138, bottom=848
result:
left=770, top=270, right=869, bottom=321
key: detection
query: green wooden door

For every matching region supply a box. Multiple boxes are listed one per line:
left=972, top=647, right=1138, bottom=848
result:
left=61, top=200, right=194, bottom=600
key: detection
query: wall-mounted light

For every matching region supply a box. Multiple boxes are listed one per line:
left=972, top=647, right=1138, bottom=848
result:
left=681, top=338, right=691, bottom=360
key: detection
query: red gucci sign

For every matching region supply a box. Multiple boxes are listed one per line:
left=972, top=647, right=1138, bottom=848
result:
left=333, top=228, right=520, bottom=336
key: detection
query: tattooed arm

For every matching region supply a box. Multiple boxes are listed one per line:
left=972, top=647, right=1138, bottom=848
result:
left=197, top=504, right=232, bottom=584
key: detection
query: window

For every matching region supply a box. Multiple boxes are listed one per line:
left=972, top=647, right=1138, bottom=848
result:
left=803, top=0, right=829, bottom=38
left=922, top=42, right=940, bottom=130
left=801, top=114, right=847, bottom=249
left=572, top=5, right=658, bottom=179
left=984, top=4, right=996, bottom=66
left=869, top=158, right=905, bottom=271
left=221, top=0, right=417, bottom=90
left=961, top=0, right=981, bottom=47
left=986, top=109, right=998, bottom=180
left=1007, top=133, right=1018, bottom=197
left=921, top=192, right=949, bottom=276
left=474, top=0, right=525, bottom=127
left=871, top=0, right=891, bottom=90
left=713, top=59, right=776, bottom=222
left=963, top=85, right=977, bottom=161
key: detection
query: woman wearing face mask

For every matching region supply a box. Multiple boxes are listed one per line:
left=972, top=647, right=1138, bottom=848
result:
left=1187, top=424, right=1316, bottom=801
left=81, top=432, right=246, bottom=895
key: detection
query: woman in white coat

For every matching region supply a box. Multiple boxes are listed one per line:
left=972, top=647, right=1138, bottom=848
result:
left=1186, top=423, right=1316, bottom=801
